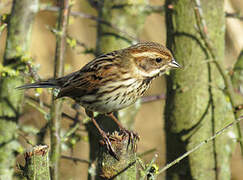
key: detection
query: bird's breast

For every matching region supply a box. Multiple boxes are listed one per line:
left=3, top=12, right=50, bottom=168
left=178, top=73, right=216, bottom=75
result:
left=76, top=78, right=151, bottom=113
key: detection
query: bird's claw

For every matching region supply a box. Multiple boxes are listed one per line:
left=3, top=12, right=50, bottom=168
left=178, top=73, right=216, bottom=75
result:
left=100, top=134, right=120, bottom=161
left=120, top=128, right=139, bottom=151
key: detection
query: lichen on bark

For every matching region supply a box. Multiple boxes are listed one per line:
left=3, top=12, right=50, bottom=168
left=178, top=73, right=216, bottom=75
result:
left=165, top=0, right=235, bottom=179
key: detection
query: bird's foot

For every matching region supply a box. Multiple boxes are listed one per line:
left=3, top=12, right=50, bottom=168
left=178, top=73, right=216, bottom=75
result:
left=120, top=128, right=140, bottom=151
left=99, top=131, right=120, bottom=161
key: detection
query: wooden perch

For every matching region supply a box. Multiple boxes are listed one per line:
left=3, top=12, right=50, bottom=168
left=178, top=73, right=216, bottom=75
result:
left=97, top=132, right=137, bottom=179
left=23, top=145, right=50, bottom=180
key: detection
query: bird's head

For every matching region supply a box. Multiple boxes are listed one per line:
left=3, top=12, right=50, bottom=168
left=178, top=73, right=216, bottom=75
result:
left=126, top=42, right=181, bottom=78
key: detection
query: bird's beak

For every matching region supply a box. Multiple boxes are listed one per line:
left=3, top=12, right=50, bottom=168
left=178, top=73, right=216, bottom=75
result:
left=169, top=58, right=181, bottom=68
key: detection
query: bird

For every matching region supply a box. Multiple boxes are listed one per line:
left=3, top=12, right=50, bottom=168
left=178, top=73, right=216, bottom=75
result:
left=17, top=42, right=180, bottom=159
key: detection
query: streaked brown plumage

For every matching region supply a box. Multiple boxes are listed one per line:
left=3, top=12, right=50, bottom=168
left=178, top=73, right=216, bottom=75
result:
left=17, top=42, right=180, bottom=159
left=18, top=42, right=180, bottom=113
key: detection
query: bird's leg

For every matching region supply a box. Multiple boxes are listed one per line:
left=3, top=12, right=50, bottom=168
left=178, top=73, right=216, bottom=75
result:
left=89, top=112, right=119, bottom=160
left=107, top=112, right=139, bottom=150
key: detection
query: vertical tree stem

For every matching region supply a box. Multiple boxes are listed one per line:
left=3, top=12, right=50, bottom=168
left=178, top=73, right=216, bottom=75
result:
left=0, top=0, right=38, bottom=179
left=50, top=0, right=70, bottom=179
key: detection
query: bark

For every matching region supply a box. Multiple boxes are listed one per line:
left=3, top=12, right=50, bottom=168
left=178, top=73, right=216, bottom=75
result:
left=23, top=145, right=50, bottom=180
left=231, top=51, right=243, bottom=116
left=87, top=0, right=148, bottom=179
left=97, top=133, right=137, bottom=180
left=165, top=0, right=235, bottom=179
left=49, top=0, right=70, bottom=180
left=0, top=0, right=38, bottom=179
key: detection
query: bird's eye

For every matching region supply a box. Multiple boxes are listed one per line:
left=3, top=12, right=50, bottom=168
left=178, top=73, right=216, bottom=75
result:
left=155, top=57, right=162, bottom=63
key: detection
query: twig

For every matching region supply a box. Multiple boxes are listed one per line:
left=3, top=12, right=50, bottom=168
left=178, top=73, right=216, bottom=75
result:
left=110, top=3, right=165, bottom=14
left=157, top=116, right=243, bottom=175
left=138, top=148, right=157, bottom=157
left=26, top=99, right=48, bottom=117
left=18, top=132, right=35, bottom=146
left=67, top=35, right=95, bottom=54
left=143, top=5, right=165, bottom=14
left=26, top=61, right=41, bottom=81
left=26, top=95, right=83, bottom=122
left=39, top=4, right=138, bottom=41
left=61, top=122, right=80, bottom=142
left=0, top=22, right=7, bottom=36
left=109, top=161, right=136, bottom=180
left=141, top=94, right=165, bottom=103
left=225, top=12, right=243, bottom=21
left=61, top=155, right=90, bottom=164
left=138, top=154, right=158, bottom=180
left=49, top=1, right=70, bottom=179
left=193, top=0, right=243, bottom=156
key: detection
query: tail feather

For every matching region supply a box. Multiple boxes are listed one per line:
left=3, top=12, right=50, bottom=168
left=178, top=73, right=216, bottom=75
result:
left=16, top=79, right=59, bottom=89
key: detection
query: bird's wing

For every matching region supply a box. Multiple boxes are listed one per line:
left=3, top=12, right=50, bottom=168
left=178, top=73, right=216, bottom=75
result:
left=57, top=52, right=124, bottom=98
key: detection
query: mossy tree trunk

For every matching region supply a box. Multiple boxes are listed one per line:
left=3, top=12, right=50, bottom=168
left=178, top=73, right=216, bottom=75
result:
left=87, top=0, right=149, bottom=179
left=0, top=0, right=38, bottom=179
left=165, top=0, right=235, bottom=179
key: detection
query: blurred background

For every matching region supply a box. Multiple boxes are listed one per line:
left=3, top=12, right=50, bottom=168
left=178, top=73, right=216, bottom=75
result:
left=0, top=0, right=243, bottom=179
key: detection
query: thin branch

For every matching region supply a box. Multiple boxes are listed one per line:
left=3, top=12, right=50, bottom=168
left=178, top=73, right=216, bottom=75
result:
left=39, top=5, right=138, bottom=41
left=61, top=155, right=90, bottom=165
left=141, top=94, right=165, bottom=103
left=110, top=3, right=165, bottom=14
left=225, top=12, right=243, bottom=21
left=0, top=22, right=7, bottom=36
left=109, top=161, right=136, bottom=180
left=138, top=148, right=157, bottom=157
left=50, top=1, right=71, bottom=179
left=26, top=95, right=83, bottom=122
left=157, top=116, right=243, bottom=175
left=26, top=99, right=49, bottom=117
left=26, top=61, right=41, bottom=81
left=61, top=122, right=80, bottom=142
left=18, top=132, right=35, bottom=146
left=138, top=154, right=158, bottom=180
left=143, top=5, right=165, bottom=14
left=67, top=35, right=95, bottom=54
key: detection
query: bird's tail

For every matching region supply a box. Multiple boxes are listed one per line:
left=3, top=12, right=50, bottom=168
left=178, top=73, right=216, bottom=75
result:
left=16, top=79, right=60, bottom=90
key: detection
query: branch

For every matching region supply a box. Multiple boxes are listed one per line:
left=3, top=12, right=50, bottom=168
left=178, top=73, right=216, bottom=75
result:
left=39, top=4, right=138, bottom=41
left=26, top=95, right=83, bottom=122
left=141, top=94, right=165, bottom=103
left=225, top=12, right=243, bottom=21
left=67, top=35, right=95, bottom=54
left=157, top=116, right=243, bottom=175
left=49, top=1, right=71, bottom=179
left=61, top=155, right=90, bottom=165
left=143, top=5, right=165, bottom=14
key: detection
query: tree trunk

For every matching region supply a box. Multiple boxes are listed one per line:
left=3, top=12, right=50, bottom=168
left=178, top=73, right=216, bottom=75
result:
left=0, top=0, right=38, bottom=179
left=165, top=0, right=235, bottom=179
